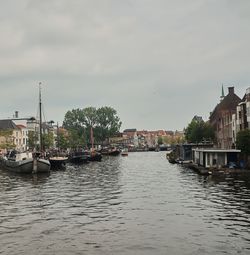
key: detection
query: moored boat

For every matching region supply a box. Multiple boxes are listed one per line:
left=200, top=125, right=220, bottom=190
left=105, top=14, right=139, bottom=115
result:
left=0, top=84, right=55, bottom=174
left=49, top=156, right=68, bottom=169
left=0, top=151, right=50, bottom=174
left=121, top=148, right=128, bottom=156
left=87, top=150, right=102, bottom=162
left=100, top=147, right=121, bottom=156
left=69, top=151, right=89, bottom=164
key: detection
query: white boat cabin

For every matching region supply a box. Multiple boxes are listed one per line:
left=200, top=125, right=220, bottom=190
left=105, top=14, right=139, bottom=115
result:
left=8, top=151, right=33, bottom=161
left=192, top=148, right=241, bottom=168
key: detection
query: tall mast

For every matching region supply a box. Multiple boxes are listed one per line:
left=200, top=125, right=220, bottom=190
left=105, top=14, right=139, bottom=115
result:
left=39, top=82, right=43, bottom=151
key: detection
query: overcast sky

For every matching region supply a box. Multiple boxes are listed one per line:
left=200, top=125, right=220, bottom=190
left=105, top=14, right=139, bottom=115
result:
left=0, top=0, right=250, bottom=131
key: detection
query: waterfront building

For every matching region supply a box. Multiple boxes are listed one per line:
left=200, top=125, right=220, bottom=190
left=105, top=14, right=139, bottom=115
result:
left=192, top=148, right=241, bottom=169
left=122, top=129, right=138, bottom=147
left=235, top=87, right=250, bottom=133
left=15, top=124, right=29, bottom=151
left=231, top=113, right=237, bottom=146
left=209, top=87, right=241, bottom=149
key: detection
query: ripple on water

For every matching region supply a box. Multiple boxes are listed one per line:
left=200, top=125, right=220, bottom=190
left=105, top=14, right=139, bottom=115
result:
left=1, top=152, right=250, bottom=254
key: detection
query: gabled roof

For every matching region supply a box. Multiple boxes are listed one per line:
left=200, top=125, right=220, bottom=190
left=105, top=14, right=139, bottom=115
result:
left=0, top=120, right=18, bottom=130
left=210, top=89, right=241, bottom=120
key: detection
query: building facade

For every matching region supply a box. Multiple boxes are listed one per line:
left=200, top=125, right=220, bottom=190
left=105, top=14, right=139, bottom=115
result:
left=210, top=87, right=241, bottom=149
left=235, top=87, right=250, bottom=133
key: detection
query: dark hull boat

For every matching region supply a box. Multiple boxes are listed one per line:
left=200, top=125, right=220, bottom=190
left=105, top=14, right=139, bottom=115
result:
left=101, top=148, right=120, bottom=156
left=69, top=152, right=89, bottom=164
left=49, top=156, right=68, bottom=169
left=87, top=151, right=102, bottom=162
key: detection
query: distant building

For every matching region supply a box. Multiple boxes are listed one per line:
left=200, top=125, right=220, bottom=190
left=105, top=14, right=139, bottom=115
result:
left=210, top=87, right=241, bottom=149
left=235, top=87, right=250, bottom=133
left=123, top=128, right=138, bottom=146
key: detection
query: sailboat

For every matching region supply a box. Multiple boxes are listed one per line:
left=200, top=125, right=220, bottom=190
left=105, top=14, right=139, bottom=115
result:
left=34, top=82, right=51, bottom=173
left=0, top=83, right=50, bottom=174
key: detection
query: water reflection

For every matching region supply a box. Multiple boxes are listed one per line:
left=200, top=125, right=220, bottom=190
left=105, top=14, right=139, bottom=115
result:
left=178, top=164, right=250, bottom=247
left=0, top=152, right=250, bottom=254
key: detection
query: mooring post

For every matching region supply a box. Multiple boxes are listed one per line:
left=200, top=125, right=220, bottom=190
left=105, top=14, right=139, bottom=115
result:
left=33, top=158, right=38, bottom=174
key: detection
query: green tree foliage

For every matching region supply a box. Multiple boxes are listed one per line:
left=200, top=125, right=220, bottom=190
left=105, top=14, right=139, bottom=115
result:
left=157, top=136, right=163, bottom=145
left=63, top=106, right=122, bottom=147
left=57, top=130, right=69, bottom=150
left=43, top=132, right=54, bottom=149
left=28, top=131, right=39, bottom=150
left=28, top=131, right=55, bottom=150
left=95, top=107, right=122, bottom=143
left=0, top=130, right=15, bottom=149
left=185, top=120, right=215, bottom=143
left=236, top=129, right=250, bottom=155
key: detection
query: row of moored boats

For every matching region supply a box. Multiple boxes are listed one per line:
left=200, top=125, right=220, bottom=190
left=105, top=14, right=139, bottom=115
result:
left=0, top=147, right=128, bottom=174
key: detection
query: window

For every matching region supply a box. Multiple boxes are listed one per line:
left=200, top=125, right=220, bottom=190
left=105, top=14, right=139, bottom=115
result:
left=23, top=138, right=25, bottom=144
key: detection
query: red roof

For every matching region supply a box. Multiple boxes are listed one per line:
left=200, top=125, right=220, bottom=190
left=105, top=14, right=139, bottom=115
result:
left=16, top=124, right=27, bottom=129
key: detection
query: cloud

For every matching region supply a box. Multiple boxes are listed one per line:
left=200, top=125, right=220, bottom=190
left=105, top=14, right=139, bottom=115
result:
left=0, top=0, right=250, bottom=130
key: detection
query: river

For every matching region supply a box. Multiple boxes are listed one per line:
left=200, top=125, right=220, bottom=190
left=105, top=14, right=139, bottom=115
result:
left=0, top=152, right=250, bottom=255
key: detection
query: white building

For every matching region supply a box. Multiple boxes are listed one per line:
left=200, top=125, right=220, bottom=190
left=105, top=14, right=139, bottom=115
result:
left=14, top=125, right=29, bottom=151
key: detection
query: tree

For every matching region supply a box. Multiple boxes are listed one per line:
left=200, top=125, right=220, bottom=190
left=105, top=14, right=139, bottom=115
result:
left=43, top=132, right=54, bottom=149
left=63, top=106, right=122, bottom=146
left=185, top=119, right=215, bottom=143
left=236, top=129, right=250, bottom=155
left=28, top=131, right=39, bottom=150
left=57, top=130, right=69, bottom=150
left=157, top=136, right=163, bottom=145
left=95, top=106, right=122, bottom=143
left=63, top=108, right=86, bottom=148
left=63, top=108, right=85, bottom=130
left=0, top=130, right=15, bottom=150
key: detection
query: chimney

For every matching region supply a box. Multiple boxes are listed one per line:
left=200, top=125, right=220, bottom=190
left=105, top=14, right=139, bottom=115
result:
left=228, top=87, right=234, bottom=94
left=15, top=111, right=19, bottom=118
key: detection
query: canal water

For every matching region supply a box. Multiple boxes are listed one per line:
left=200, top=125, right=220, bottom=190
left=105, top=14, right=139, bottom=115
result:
left=0, top=152, right=250, bottom=255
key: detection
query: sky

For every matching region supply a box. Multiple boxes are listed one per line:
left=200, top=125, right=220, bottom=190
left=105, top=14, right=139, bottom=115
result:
left=0, top=0, right=250, bottom=131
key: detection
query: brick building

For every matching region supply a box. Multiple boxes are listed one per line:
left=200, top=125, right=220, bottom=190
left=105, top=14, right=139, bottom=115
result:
left=210, top=87, right=241, bottom=149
